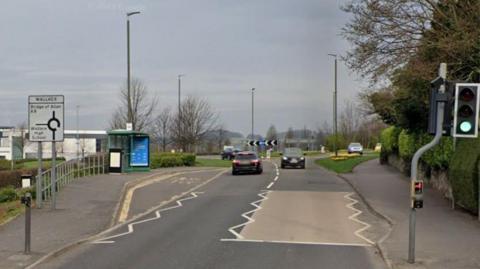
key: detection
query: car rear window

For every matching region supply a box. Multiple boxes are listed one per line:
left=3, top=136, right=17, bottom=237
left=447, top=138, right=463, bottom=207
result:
left=350, top=143, right=361, bottom=147
left=235, top=154, right=257, bottom=160
left=284, top=148, right=302, bottom=155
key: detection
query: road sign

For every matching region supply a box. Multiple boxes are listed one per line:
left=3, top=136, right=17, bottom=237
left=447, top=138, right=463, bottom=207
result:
left=247, top=140, right=278, bottom=146
left=266, top=140, right=278, bottom=146
left=28, top=95, right=64, bottom=142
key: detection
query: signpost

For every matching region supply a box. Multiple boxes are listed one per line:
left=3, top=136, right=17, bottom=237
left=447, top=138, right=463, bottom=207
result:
left=28, top=95, right=64, bottom=210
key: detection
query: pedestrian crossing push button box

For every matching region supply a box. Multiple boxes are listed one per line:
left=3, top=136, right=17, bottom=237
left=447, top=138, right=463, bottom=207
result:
left=411, top=180, right=424, bottom=209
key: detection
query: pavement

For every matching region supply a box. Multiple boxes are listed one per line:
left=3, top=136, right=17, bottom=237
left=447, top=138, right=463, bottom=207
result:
left=0, top=166, right=222, bottom=269
left=342, top=159, right=480, bottom=269
left=34, top=159, right=387, bottom=269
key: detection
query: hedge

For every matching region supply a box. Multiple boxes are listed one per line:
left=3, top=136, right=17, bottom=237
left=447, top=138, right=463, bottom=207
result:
left=448, top=138, right=479, bottom=213
left=381, top=125, right=475, bottom=213
left=150, top=153, right=196, bottom=169
left=380, top=126, right=401, bottom=153
left=0, top=168, right=38, bottom=189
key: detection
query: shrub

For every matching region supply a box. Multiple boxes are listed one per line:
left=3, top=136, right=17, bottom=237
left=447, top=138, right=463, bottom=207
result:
left=150, top=153, right=197, bottom=169
left=17, top=187, right=36, bottom=200
left=421, top=136, right=453, bottom=169
left=0, top=186, right=17, bottom=203
left=0, top=169, right=38, bottom=189
left=448, top=138, right=479, bottom=213
left=181, top=154, right=196, bottom=166
left=398, top=130, right=417, bottom=161
left=0, top=160, right=11, bottom=171
left=380, top=126, right=401, bottom=153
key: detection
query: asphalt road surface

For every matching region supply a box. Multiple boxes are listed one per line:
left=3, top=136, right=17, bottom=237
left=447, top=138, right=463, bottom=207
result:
left=38, top=159, right=387, bottom=269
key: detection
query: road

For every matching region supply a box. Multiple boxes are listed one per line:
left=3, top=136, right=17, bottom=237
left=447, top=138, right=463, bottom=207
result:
left=38, top=159, right=387, bottom=269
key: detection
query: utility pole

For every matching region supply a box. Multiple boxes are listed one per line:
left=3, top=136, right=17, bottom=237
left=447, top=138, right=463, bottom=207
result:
left=76, top=105, right=80, bottom=160
left=178, top=74, right=185, bottom=115
left=127, top=11, right=141, bottom=130
left=251, top=88, right=255, bottom=146
left=328, top=54, right=338, bottom=157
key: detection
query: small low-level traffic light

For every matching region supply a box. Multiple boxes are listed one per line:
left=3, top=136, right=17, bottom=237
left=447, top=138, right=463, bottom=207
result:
left=453, top=83, right=480, bottom=138
left=411, top=180, right=424, bottom=209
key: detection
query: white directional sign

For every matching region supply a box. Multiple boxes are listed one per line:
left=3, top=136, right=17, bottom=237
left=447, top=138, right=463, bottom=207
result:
left=28, top=95, right=64, bottom=142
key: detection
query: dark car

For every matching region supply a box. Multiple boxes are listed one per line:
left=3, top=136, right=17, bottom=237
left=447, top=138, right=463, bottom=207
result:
left=221, top=148, right=240, bottom=160
left=232, top=152, right=263, bottom=175
left=281, top=147, right=305, bottom=169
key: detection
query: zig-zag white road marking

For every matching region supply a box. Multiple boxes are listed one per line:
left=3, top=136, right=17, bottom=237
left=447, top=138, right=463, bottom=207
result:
left=344, top=192, right=375, bottom=245
left=93, top=192, right=203, bottom=244
left=226, top=191, right=270, bottom=240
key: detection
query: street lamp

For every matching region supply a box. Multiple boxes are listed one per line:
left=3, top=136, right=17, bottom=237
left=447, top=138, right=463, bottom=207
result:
left=328, top=54, right=338, bottom=157
left=127, top=11, right=141, bottom=130
left=178, top=74, right=185, bottom=115
left=251, top=88, right=255, bottom=144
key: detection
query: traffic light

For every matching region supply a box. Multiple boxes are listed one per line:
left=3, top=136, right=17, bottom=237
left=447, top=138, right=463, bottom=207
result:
left=411, top=180, right=424, bottom=209
left=453, top=83, right=480, bottom=138
left=428, top=78, right=454, bottom=136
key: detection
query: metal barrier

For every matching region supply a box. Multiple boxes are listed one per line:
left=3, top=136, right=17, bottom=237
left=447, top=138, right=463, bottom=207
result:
left=37, top=153, right=108, bottom=203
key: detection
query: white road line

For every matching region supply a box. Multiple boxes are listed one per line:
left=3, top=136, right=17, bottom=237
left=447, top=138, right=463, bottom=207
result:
left=344, top=192, right=375, bottom=245
left=273, top=176, right=278, bottom=182
left=93, top=192, right=202, bottom=244
left=226, top=191, right=270, bottom=240
left=266, top=182, right=274, bottom=189
left=220, top=238, right=372, bottom=247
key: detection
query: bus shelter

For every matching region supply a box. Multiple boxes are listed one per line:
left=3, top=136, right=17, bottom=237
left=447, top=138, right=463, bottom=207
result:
left=107, top=130, right=150, bottom=173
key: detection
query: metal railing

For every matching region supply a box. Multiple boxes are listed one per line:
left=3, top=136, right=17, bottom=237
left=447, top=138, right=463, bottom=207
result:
left=37, top=153, right=108, bottom=203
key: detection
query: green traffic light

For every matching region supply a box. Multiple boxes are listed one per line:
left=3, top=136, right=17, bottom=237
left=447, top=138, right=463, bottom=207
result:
left=460, top=121, right=472, bottom=133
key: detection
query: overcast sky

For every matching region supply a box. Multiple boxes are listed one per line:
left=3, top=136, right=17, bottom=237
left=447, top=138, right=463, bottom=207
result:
left=0, top=0, right=365, bottom=136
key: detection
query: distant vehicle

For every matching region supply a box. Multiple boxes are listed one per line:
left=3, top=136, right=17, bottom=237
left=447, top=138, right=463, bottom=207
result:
left=232, top=152, right=263, bottom=175
left=281, top=147, right=305, bottom=169
left=221, top=148, right=240, bottom=160
left=374, top=143, right=382, bottom=152
left=348, top=142, right=363, bottom=155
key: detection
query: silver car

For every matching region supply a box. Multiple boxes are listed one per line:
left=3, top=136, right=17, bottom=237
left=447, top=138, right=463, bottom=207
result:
left=347, top=142, right=363, bottom=155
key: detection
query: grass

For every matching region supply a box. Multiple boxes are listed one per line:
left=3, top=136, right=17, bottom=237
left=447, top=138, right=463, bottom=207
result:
left=0, top=200, right=24, bottom=225
left=195, top=158, right=232, bottom=168
left=315, top=153, right=379, bottom=174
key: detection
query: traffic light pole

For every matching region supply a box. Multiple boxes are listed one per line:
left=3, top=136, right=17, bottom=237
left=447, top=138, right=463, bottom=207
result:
left=408, top=63, right=447, bottom=263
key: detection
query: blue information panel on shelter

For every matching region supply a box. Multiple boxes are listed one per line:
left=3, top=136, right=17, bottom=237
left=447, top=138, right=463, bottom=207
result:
left=130, top=137, right=149, bottom=167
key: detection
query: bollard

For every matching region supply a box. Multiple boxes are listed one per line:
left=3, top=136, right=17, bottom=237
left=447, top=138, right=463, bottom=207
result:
left=21, top=192, right=32, bottom=254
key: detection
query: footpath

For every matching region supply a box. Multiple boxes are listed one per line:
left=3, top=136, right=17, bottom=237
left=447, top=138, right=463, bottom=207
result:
left=343, top=159, right=480, bottom=269
left=0, top=166, right=222, bottom=269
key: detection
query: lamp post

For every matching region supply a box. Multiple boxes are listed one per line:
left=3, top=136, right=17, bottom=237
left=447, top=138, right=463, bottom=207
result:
left=328, top=54, right=338, bottom=157
left=127, top=11, right=141, bottom=130
left=178, top=74, right=185, bottom=115
left=251, top=88, right=255, bottom=149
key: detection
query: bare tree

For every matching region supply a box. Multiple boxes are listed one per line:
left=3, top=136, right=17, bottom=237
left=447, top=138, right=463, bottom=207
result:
left=170, top=96, right=219, bottom=152
left=341, top=0, right=440, bottom=82
left=152, top=107, right=172, bottom=152
left=110, top=78, right=157, bottom=132
left=339, top=100, right=361, bottom=143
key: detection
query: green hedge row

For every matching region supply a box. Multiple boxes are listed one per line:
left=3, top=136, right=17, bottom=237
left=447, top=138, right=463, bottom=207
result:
left=381, top=126, right=477, bottom=213
left=0, top=186, right=36, bottom=203
left=0, top=168, right=38, bottom=189
left=448, top=138, right=479, bottom=213
left=380, top=128, right=453, bottom=169
left=150, top=153, right=196, bottom=169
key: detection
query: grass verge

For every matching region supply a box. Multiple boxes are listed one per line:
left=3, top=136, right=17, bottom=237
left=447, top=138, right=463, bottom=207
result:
left=195, top=158, right=232, bottom=168
left=0, top=200, right=24, bottom=225
left=315, top=153, right=379, bottom=174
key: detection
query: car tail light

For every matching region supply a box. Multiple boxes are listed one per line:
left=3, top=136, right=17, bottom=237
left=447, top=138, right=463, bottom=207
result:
left=233, top=160, right=240, bottom=165
left=251, top=159, right=260, bottom=165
